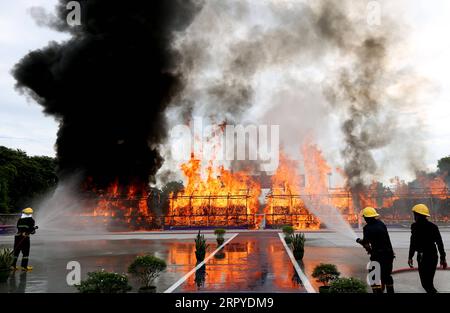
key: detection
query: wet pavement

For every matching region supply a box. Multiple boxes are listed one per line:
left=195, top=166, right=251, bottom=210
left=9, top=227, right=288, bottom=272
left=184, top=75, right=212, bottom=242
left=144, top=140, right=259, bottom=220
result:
left=176, top=233, right=305, bottom=293
left=0, top=238, right=215, bottom=293
left=0, top=229, right=449, bottom=293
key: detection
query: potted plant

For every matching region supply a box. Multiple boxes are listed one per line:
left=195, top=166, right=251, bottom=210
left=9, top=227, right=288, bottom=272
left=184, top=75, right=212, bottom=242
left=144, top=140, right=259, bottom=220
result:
left=311, top=263, right=340, bottom=293
left=329, top=277, right=368, bottom=293
left=0, top=248, right=13, bottom=283
left=214, top=228, right=226, bottom=246
left=194, top=264, right=206, bottom=288
left=290, top=233, right=306, bottom=260
left=282, top=225, right=294, bottom=244
left=75, top=270, right=132, bottom=293
left=128, top=255, right=167, bottom=293
left=195, top=230, right=209, bottom=263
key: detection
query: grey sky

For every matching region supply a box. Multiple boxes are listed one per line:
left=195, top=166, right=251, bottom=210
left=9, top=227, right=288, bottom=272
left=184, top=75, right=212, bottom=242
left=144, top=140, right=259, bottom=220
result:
left=0, top=0, right=68, bottom=156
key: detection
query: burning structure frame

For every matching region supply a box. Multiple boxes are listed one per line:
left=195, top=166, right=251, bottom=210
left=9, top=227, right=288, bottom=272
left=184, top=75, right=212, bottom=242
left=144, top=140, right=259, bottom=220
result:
left=165, top=190, right=257, bottom=229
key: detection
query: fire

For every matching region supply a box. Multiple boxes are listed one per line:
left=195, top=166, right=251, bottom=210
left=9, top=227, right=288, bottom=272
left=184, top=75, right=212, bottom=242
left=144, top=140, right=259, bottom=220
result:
left=265, top=141, right=363, bottom=229
left=302, top=142, right=331, bottom=196
left=265, top=149, right=320, bottom=230
left=414, top=173, right=448, bottom=199
left=167, top=154, right=261, bottom=228
left=87, top=180, right=155, bottom=230
left=81, top=139, right=449, bottom=230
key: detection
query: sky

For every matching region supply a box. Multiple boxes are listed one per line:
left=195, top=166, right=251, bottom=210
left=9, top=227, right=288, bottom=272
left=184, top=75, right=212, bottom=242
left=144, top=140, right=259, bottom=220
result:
left=1, top=0, right=450, bottom=182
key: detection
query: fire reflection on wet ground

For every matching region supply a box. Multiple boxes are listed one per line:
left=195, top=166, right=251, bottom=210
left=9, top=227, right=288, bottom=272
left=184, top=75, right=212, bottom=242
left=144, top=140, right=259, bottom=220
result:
left=176, top=233, right=305, bottom=293
left=0, top=239, right=206, bottom=293
left=0, top=233, right=304, bottom=293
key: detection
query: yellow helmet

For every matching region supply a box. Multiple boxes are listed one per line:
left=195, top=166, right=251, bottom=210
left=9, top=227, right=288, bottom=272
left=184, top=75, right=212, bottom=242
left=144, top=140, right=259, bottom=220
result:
left=412, top=204, right=430, bottom=217
left=362, top=207, right=379, bottom=218
left=22, top=207, right=33, bottom=214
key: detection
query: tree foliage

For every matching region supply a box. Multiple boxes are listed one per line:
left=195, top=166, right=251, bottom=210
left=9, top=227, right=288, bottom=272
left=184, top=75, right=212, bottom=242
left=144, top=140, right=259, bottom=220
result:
left=312, top=263, right=341, bottom=286
left=128, top=255, right=167, bottom=288
left=329, top=277, right=367, bottom=293
left=0, top=146, right=57, bottom=213
left=76, top=270, right=131, bottom=293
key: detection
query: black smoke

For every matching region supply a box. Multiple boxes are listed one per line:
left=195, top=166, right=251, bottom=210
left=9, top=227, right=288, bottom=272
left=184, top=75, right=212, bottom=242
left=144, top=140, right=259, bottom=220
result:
left=13, top=0, right=204, bottom=192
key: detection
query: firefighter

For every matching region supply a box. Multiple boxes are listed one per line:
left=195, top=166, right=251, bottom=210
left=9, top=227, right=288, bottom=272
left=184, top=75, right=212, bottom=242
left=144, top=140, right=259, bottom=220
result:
left=408, top=204, right=447, bottom=293
left=356, top=207, right=395, bottom=293
left=11, top=207, right=38, bottom=271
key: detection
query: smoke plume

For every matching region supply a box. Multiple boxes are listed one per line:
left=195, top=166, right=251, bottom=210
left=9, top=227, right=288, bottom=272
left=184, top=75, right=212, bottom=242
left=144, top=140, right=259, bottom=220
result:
left=170, top=0, right=424, bottom=201
left=13, top=0, right=204, bottom=192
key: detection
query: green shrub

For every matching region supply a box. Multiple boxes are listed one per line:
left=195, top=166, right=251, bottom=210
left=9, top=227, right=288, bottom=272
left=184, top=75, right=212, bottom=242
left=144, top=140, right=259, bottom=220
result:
left=75, top=270, right=132, bottom=293
left=329, top=277, right=367, bottom=293
left=128, top=255, right=167, bottom=290
left=214, top=229, right=226, bottom=246
left=312, top=263, right=340, bottom=286
left=291, top=233, right=306, bottom=260
left=0, top=248, right=14, bottom=270
left=282, top=225, right=294, bottom=235
left=195, top=230, right=208, bottom=262
left=214, top=229, right=226, bottom=237
left=284, top=235, right=292, bottom=244
left=0, top=248, right=14, bottom=282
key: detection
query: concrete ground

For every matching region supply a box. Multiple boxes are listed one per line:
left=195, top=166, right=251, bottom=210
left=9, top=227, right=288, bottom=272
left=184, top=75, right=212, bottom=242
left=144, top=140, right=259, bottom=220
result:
left=0, top=228, right=449, bottom=293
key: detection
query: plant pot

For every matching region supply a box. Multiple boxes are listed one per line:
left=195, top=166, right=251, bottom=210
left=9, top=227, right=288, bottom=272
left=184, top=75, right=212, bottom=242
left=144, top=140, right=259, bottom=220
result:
left=293, top=249, right=304, bottom=261
left=319, top=286, right=331, bottom=293
left=138, top=286, right=156, bottom=293
left=216, top=237, right=225, bottom=246
left=214, top=251, right=226, bottom=259
left=195, top=250, right=206, bottom=263
left=0, top=269, right=11, bottom=283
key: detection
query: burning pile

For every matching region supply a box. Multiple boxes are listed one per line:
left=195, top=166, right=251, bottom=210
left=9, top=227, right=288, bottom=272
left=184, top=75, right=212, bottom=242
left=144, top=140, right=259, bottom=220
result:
left=81, top=181, right=156, bottom=231
left=166, top=154, right=261, bottom=228
left=265, top=152, right=320, bottom=229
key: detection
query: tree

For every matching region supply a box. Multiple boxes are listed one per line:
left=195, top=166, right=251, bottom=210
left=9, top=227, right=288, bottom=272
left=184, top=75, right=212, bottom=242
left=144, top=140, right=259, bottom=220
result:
left=0, top=146, right=57, bottom=213
left=160, top=181, right=184, bottom=215
left=438, top=156, right=450, bottom=186
left=128, top=255, right=167, bottom=292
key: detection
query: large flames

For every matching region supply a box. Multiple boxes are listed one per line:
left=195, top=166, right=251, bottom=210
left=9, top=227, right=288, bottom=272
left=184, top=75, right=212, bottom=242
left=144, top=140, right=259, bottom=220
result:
left=265, top=152, right=320, bottom=229
left=84, top=180, right=156, bottom=230
left=86, top=141, right=449, bottom=230
left=166, top=154, right=261, bottom=228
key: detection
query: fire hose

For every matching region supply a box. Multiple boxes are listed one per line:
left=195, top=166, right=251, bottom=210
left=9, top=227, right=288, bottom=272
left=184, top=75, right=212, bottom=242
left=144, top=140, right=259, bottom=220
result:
left=13, top=226, right=39, bottom=250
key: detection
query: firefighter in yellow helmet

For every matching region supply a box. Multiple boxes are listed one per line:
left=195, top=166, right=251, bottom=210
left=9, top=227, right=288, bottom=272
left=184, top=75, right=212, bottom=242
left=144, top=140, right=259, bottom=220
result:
left=408, top=204, right=447, bottom=293
left=356, top=207, right=395, bottom=293
left=12, top=208, right=38, bottom=271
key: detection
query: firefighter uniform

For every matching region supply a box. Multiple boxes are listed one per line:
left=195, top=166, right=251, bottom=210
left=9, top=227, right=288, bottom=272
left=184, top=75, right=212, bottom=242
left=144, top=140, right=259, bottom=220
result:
left=408, top=207, right=447, bottom=293
left=357, top=207, right=395, bottom=293
left=12, top=208, right=36, bottom=271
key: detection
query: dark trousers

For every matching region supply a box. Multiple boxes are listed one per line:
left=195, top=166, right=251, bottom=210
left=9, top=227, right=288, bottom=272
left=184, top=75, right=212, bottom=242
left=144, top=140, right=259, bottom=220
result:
left=371, top=255, right=394, bottom=293
left=418, top=253, right=438, bottom=293
left=12, top=235, right=30, bottom=268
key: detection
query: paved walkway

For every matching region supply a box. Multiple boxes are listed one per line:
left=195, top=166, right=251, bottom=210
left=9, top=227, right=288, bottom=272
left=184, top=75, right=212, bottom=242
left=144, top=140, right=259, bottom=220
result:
left=1, top=229, right=450, bottom=293
left=174, top=232, right=306, bottom=292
